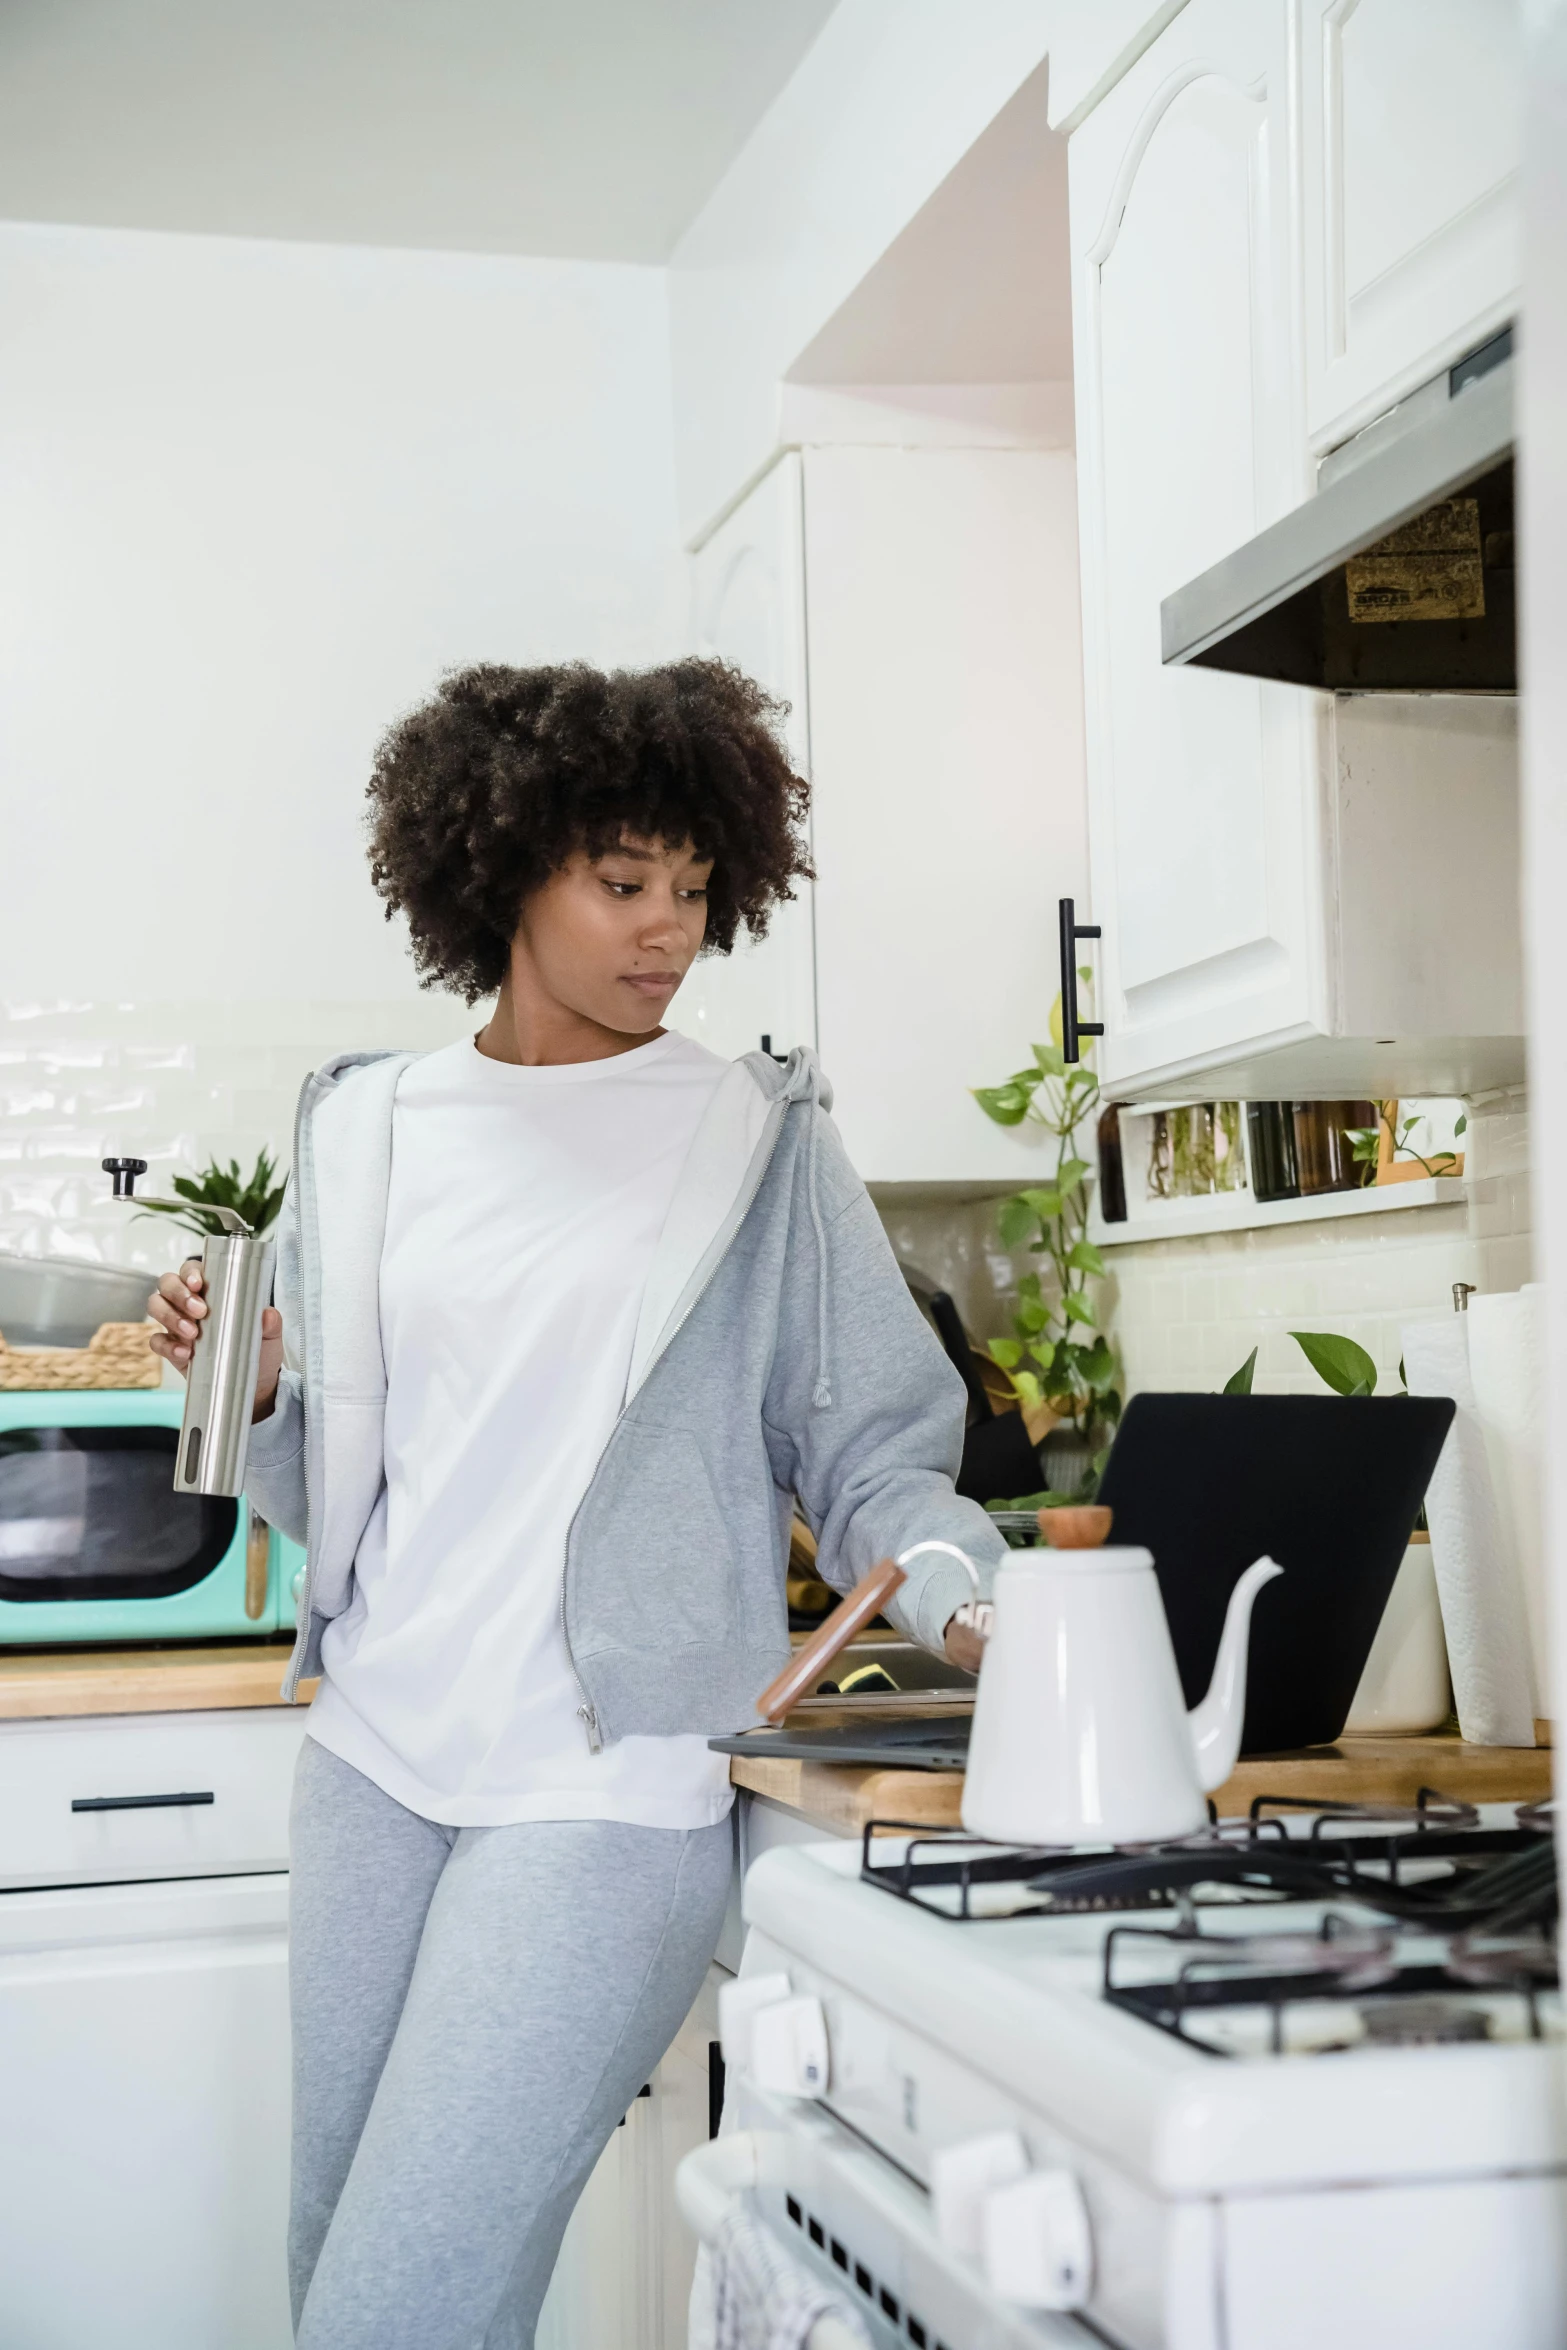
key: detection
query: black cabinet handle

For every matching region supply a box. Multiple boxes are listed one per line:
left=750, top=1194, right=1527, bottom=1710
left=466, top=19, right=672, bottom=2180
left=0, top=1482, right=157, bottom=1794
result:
left=708, top=2040, right=727, bottom=2139
left=1058, top=898, right=1104, bottom=1065
left=72, top=1790, right=215, bottom=1813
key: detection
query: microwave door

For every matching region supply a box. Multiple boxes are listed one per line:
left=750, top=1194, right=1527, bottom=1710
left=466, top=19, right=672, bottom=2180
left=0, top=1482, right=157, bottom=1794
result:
left=0, top=1426, right=237, bottom=1604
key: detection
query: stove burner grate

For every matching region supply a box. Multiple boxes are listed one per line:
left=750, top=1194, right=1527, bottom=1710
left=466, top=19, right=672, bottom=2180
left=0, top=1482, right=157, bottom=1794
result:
left=859, top=1794, right=1558, bottom=1931
left=1101, top=1913, right=1558, bottom=2054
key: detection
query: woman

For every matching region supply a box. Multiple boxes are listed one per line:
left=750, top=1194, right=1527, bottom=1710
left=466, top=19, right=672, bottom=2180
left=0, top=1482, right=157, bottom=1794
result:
left=149, top=657, right=1001, bottom=2349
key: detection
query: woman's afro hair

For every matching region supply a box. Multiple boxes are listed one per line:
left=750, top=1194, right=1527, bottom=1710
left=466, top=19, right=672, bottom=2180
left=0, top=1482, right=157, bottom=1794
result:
left=365, top=658, right=813, bottom=1003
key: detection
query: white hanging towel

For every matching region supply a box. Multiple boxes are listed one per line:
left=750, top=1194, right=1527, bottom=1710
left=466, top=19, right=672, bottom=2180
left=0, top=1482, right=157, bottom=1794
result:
left=690, top=2208, right=872, bottom=2350
left=1402, top=1311, right=1537, bottom=1745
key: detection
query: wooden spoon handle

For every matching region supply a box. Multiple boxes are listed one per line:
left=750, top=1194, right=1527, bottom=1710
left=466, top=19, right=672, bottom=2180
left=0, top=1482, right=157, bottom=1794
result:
left=755, top=1558, right=908, bottom=1724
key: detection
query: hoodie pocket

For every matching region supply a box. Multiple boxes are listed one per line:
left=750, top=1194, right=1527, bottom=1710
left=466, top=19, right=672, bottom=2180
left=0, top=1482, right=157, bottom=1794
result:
left=578, top=1424, right=741, bottom=1648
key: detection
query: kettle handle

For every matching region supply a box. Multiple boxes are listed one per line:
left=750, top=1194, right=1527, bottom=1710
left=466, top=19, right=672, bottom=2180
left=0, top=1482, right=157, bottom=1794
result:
left=899, top=1541, right=993, bottom=1640
left=897, top=1540, right=980, bottom=1592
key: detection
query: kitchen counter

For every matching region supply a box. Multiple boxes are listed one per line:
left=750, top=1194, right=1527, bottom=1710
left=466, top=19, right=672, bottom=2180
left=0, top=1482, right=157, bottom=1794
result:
left=728, top=1730, right=1554, bottom=1835
left=0, top=1641, right=316, bottom=1719
left=0, top=1651, right=1553, bottom=1836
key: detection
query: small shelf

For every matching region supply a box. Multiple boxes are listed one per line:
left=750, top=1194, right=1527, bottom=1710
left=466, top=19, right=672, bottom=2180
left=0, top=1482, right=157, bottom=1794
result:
left=1090, top=1176, right=1471, bottom=1248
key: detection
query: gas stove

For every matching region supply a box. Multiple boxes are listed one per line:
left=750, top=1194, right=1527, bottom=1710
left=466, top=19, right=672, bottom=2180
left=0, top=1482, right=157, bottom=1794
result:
left=722, top=1796, right=1567, bottom=2350
left=862, top=1791, right=1559, bottom=2060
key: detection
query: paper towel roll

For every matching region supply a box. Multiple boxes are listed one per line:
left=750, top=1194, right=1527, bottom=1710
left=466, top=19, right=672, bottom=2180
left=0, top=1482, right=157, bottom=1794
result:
left=1465, top=1285, right=1549, bottom=1722
left=1402, top=1313, right=1536, bottom=1746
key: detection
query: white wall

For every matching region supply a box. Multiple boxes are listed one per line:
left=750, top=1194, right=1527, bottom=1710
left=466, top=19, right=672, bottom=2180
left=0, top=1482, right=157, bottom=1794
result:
left=1, top=222, right=682, bottom=1006
left=0, top=221, right=683, bottom=1272
left=1521, top=5, right=1567, bottom=1756
left=667, top=0, right=1056, bottom=538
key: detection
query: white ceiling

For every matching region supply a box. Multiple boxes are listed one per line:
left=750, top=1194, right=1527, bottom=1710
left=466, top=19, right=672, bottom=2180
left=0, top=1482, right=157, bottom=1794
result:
left=788, top=63, right=1071, bottom=385
left=0, top=0, right=839, bottom=262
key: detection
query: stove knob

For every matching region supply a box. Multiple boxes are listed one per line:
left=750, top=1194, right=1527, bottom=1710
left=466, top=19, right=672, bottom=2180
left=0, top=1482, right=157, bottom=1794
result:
left=748, top=1993, right=831, bottom=2099
left=930, top=2130, right=1028, bottom=2257
left=981, top=2168, right=1093, bottom=2312
left=717, top=1971, right=792, bottom=2074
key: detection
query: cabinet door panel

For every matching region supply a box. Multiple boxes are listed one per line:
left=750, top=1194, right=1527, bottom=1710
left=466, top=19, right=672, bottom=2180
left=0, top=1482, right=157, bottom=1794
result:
left=0, top=1874, right=292, bottom=2350
left=1303, top=0, right=1521, bottom=441
left=803, top=445, right=1089, bottom=1184
left=679, top=455, right=817, bottom=1064
left=1072, top=0, right=1321, bottom=1090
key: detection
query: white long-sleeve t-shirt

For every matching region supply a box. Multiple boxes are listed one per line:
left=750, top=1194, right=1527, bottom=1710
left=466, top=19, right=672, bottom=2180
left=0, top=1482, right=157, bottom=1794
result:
left=306, top=1029, right=736, bottom=1829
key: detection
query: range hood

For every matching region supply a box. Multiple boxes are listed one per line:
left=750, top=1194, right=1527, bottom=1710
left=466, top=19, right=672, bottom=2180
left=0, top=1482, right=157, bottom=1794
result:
left=1161, top=334, right=1514, bottom=691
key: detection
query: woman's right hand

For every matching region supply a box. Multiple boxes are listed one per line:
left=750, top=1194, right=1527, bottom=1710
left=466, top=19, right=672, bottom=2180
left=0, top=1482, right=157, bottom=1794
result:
left=148, top=1259, right=285, bottom=1422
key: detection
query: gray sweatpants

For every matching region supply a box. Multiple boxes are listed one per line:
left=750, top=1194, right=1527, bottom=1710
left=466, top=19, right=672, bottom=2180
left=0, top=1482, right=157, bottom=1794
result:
left=287, top=1736, right=733, bottom=2349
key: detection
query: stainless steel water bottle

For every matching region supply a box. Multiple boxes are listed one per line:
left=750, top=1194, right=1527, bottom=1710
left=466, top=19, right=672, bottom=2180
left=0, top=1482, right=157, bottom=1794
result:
left=103, top=1157, right=275, bottom=1498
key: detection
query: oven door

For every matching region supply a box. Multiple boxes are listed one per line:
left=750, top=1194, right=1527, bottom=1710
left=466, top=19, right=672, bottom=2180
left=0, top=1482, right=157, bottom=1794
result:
left=679, top=2080, right=1092, bottom=2350
left=0, top=1393, right=263, bottom=1642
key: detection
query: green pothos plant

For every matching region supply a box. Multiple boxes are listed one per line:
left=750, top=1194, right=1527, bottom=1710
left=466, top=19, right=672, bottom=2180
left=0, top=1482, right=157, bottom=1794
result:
left=973, top=1004, right=1123, bottom=1468
left=1345, top=1100, right=1467, bottom=1186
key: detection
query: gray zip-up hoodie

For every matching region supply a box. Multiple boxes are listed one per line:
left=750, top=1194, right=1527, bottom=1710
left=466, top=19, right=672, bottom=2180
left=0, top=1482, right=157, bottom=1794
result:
left=248, top=1042, right=1005, bottom=1743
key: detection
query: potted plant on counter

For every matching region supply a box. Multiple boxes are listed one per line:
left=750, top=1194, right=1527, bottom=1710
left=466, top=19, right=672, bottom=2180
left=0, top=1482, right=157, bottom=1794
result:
left=133, top=1149, right=287, bottom=1245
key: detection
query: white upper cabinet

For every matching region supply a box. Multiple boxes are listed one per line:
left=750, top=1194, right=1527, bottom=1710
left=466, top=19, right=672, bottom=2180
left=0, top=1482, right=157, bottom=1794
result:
left=1070, top=0, right=1322, bottom=1096
left=802, top=445, right=1090, bottom=1185
left=685, top=443, right=1090, bottom=1184
left=679, top=454, right=818, bottom=1065
left=1069, top=0, right=1524, bottom=1102
left=1299, top=0, right=1521, bottom=448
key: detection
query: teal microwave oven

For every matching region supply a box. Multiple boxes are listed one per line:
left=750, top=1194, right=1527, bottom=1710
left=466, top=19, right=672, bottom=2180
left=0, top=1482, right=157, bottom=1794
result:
left=0, top=1389, right=304, bottom=1644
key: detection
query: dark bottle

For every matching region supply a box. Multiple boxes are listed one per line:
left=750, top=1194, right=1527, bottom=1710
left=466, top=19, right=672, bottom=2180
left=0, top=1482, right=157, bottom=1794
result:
left=1293, top=1100, right=1376, bottom=1195
left=1246, top=1102, right=1300, bottom=1202
left=1096, top=1106, right=1127, bottom=1223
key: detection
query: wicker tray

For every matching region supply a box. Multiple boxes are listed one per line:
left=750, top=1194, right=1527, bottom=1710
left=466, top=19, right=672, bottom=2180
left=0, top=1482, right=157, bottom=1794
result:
left=0, top=1320, right=161, bottom=1391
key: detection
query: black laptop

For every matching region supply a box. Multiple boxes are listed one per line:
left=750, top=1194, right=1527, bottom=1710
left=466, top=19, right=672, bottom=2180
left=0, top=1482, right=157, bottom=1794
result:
left=711, top=1390, right=1456, bottom=1768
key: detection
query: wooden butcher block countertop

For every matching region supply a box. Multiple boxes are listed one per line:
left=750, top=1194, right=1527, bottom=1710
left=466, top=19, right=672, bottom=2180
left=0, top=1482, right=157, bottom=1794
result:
left=0, top=1641, right=317, bottom=1719
left=0, top=1653, right=1552, bottom=1836
left=727, top=1725, right=1553, bottom=1834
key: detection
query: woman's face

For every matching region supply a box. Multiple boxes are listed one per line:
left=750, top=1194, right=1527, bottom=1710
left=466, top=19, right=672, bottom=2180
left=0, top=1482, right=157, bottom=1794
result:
left=512, top=834, right=713, bottom=1036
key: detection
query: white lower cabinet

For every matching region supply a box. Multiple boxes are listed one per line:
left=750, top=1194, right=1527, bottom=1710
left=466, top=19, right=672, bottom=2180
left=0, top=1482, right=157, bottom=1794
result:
left=0, top=1703, right=307, bottom=1889
left=0, top=1869, right=294, bottom=2350
left=0, top=1702, right=726, bottom=2350
left=538, top=1963, right=725, bottom=2350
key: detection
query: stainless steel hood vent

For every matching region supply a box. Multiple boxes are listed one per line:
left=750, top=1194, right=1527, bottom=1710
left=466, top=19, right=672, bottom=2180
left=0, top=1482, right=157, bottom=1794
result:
left=1161, top=335, right=1514, bottom=691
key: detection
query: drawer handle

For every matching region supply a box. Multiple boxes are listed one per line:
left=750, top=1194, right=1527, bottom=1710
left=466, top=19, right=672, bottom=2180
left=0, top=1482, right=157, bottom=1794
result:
left=71, top=1791, right=216, bottom=1814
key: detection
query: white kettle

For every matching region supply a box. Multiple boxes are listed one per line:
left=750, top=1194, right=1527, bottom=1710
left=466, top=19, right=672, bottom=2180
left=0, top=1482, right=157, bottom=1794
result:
left=930, top=1509, right=1282, bottom=1846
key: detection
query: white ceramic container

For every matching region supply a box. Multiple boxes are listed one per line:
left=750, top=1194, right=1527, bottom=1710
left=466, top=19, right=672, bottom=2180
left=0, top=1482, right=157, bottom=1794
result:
left=1343, top=1534, right=1452, bottom=1735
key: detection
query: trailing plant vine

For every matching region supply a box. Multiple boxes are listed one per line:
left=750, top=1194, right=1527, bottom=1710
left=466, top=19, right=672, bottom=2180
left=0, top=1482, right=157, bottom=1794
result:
left=973, top=1012, right=1122, bottom=1457
left=1345, top=1101, right=1467, bottom=1186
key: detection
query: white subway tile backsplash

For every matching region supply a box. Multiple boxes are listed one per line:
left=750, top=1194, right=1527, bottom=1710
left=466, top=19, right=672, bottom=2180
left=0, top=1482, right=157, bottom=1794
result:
left=0, top=994, right=476, bottom=1275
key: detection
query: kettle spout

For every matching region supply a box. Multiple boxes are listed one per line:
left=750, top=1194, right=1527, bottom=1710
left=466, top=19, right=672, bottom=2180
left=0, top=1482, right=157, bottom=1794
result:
left=1187, top=1557, right=1284, bottom=1794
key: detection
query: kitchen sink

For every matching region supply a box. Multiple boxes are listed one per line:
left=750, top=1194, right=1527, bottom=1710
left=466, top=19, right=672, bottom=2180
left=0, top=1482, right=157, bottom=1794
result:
left=817, top=1637, right=976, bottom=1695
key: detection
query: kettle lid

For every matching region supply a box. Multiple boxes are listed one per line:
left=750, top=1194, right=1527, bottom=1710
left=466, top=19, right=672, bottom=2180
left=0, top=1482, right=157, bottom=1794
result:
left=1005, top=1542, right=1153, bottom=1575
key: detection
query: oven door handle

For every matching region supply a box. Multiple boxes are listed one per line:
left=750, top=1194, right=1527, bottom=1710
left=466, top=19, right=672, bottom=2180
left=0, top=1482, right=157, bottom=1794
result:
left=675, top=2134, right=869, bottom=2350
